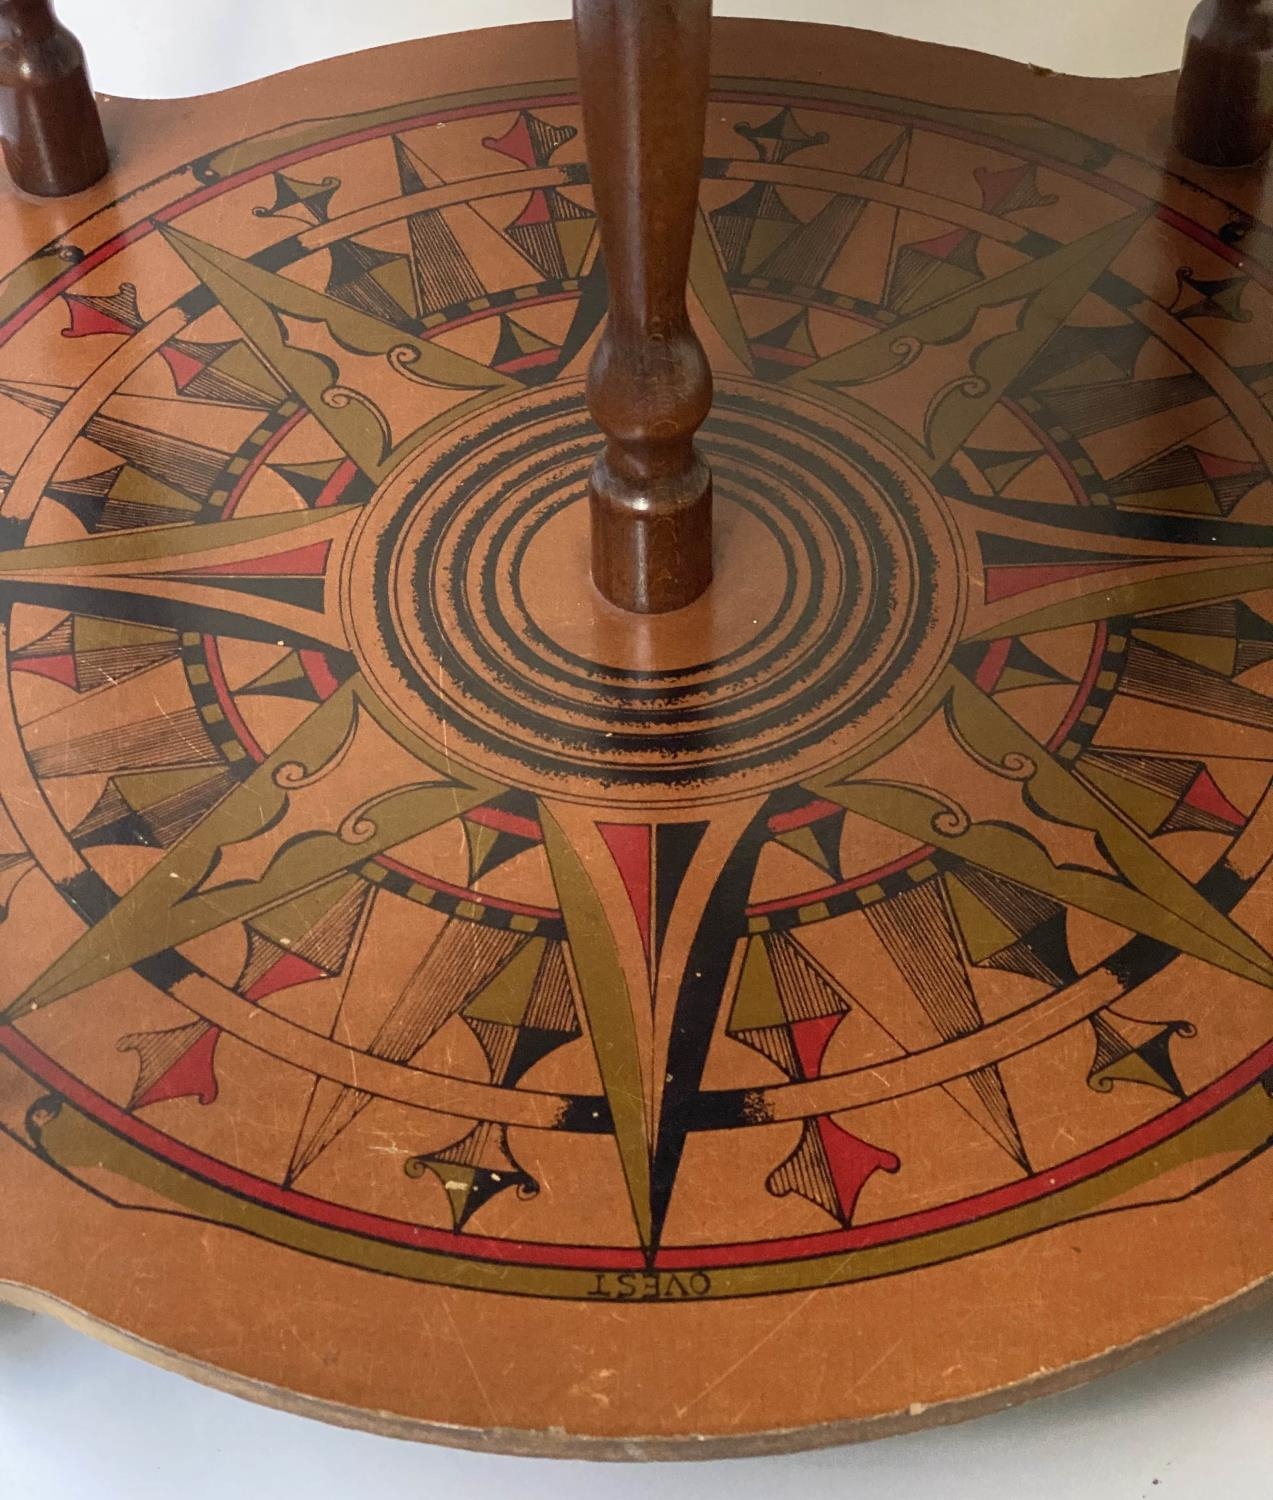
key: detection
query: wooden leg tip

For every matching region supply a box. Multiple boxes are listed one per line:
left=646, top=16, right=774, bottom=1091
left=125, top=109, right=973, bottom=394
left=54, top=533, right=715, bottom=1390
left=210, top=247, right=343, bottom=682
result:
left=590, top=469, right=713, bottom=615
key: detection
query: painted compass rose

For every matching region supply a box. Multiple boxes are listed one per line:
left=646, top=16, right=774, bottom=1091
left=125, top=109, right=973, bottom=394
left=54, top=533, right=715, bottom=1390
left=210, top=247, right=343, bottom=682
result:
left=0, top=22, right=1269, bottom=1450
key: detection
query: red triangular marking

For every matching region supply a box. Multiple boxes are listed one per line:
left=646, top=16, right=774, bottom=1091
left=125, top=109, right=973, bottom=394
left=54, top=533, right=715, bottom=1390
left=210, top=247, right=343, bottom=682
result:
left=160, top=345, right=209, bottom=390
left=244, top=951, right=327, bottom=1003
left=1184, top=767, right=1246, bottom=827
left=483, top=113, right=536, bottom=167
left=597, top=822, right=652, bottom=963
left=13, top=653, right=78, bottom=688
left=63, top=298, right=132, bottom=338
left=135, top=1026, right=221, bottom=1108
left=911, top=227, right=972, bottom=261
left=816, top=1117, right=900, bottom=1221
left=1196, top=449, right=1261, bottom=480
left=975, top=162, right=1030, bottom=212
left=169, top=540, right=331, bottom=579
left=791, top=1013, right=844, bottom=1077
left=512, top=189, right=553, bottom=228
left=984, top=558, right=1141, bottom=604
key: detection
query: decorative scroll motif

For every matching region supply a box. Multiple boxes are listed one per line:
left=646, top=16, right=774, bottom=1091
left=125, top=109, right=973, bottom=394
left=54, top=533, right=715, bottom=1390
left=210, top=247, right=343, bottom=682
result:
left=0, top=85, right=1270, bottom=1304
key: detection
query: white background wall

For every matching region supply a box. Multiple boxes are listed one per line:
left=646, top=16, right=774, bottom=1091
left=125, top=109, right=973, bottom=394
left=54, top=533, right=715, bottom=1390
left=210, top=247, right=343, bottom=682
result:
left=61, top=0, right=1199, bottom=98
left=3, top=3, right=1270, bottom=1497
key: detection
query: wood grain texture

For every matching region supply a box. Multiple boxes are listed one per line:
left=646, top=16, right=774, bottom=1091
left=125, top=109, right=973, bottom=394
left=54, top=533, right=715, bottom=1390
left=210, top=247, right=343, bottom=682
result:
left=0, top=20, right=1269, bottom=1457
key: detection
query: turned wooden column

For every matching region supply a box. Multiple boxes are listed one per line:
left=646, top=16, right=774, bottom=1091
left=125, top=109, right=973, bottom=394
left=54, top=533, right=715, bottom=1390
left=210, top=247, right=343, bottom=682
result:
left=574, top=0, right=714, bottom=614
left=1174, top=0, right=1273, bottom=167
left=0, top=0, right=107, bottom=197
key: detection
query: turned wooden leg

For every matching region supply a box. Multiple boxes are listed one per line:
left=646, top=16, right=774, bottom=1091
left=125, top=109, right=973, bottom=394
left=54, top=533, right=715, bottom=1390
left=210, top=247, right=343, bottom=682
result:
left=574, top=0, right=714, bottom=615
left=1174, top=0, right=1273, bottom=167
left=0, top=0, right=107, bottom=197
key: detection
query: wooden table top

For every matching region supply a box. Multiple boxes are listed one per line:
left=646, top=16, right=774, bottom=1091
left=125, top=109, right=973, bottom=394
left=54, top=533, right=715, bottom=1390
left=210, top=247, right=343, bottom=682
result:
left=0, top=18, right=1268, bottom=1456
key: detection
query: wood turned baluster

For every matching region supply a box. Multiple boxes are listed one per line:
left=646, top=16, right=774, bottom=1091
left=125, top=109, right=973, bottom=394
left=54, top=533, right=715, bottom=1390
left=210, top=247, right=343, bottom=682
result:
left=0, top=0, right=107, bottom=197
left=574, top=0, right=714, bottom=614
left=1174, top=0, right=1273, bottom=167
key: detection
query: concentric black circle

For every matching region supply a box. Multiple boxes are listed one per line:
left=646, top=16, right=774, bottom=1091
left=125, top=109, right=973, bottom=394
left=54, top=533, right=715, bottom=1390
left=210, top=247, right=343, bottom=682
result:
left=349, top=379, right=965, bottom=803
